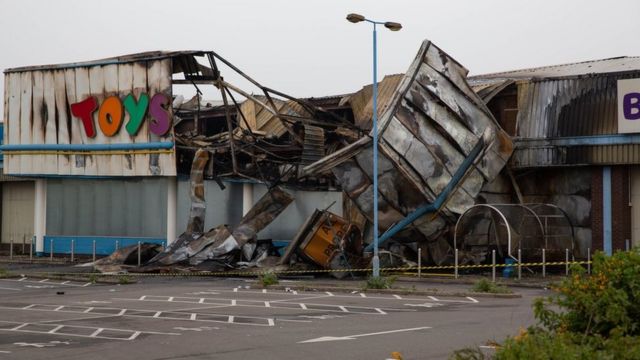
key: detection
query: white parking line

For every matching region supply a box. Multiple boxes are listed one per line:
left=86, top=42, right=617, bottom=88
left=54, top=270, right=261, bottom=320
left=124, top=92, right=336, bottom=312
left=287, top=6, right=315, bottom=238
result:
left=2, top=304, right=275, bottom=327
left=0, top=287, right=20, bottom=291
left=0, top=278, right=91, bottom=288
left=0, top=321, right=180, bottom=340
left=221, top=288, right=474, bottom=304
left=47, top=325, right=64, bottom=334
left=428, top=295, right=478, bottom=304
left=117, top=296, right=390, bottom=315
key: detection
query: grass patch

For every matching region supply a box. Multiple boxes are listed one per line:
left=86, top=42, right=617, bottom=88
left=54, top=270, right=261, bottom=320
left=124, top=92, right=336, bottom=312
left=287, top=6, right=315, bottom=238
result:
left=471, top=278, right=512, bottom=294
left=88, top=273, right=98, bottom=284
left=258, top=272, right=279, bottom=287
left=118, top=274, right=132, bottom=285
left=0, top=268, right=8, bottom=278
left=364, top=275, right=397, bottom=290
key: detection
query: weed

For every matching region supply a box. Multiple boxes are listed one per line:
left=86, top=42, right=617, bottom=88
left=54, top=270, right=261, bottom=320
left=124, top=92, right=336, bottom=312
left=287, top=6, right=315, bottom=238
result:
left=88, top=273, right=98, bottom=284
left=364, top=275, right=397, bottom=290
left=471, top=278, right=512, bottom=294
left=0, top=268, right=8, bottom=278
left=118, top=274, right=132, bottom=285
left=259, top=272, right=279, bottom=287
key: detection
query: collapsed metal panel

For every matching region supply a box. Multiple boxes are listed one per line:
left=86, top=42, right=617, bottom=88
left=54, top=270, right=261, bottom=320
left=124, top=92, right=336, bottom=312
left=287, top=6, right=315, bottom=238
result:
left=304, top=40, right=513, bottom=263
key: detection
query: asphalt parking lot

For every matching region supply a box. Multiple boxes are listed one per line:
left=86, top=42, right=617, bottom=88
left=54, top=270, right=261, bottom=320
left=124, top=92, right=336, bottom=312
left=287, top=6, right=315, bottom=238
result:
left=0, top=276, right=545, bottom=360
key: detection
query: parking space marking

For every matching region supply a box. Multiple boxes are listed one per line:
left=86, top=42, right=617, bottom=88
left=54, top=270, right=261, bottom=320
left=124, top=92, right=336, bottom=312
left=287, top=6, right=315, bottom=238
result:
left=218, top=288, right=475, bottom=305
left=119, top=295, right=393, bottom=315
left=0, top=286, right=21, bottom=291
left=427, top=296, right=478, bottom=304
left=1, top=303, right=275, bottom=327
left=298, top=326, right=432, bottom=344
left=0, top=278, right=92, bottom=287
left=0, top=320, right=179, bottom=340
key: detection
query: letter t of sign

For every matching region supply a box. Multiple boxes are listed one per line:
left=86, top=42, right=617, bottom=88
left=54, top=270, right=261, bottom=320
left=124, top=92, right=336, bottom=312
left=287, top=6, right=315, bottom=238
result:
left=70, top=96, right=99, bottom=138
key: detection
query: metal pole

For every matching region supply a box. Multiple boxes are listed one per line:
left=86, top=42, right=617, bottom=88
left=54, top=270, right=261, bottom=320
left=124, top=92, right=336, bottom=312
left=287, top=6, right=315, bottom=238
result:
left=137, top=241, right=142, bottom=267
left=115, top=240, right=119, bottom=251
left=71, top=239, right=75, bottom=263
left=491, top=249, right=496, bottom=283
left=587, top=248, right=591, bottom=274
left=9, top=238, right=13, bottom=261
left=371, top=22, right=380, bottom=279
left=29, top=238, right=33, bottom=261
left=92, top=240, right=96, bottom=263
left=418, top=248, right=422, bottom=279
left=517, top=248, right=522, bottom=280
left=454, top=248, right=459, bottom=279
left=626, top=239, right=630, bottom=251
left=542, top=248, right=546, bottom=278
left=50, top=239, right=54, bottom=262
left=565, top=248, right=569, bottom=276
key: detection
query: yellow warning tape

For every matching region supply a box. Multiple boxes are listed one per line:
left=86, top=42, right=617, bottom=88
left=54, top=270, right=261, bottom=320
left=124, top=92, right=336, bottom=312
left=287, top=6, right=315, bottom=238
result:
left=24, top=260, right=591, bottom=278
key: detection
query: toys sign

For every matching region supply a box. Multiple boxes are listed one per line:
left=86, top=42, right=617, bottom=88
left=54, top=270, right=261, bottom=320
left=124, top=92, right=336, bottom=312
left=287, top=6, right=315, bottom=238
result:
left=70, top=92, right=172, bottom=138
left=618, top=79, right=640, bottom=134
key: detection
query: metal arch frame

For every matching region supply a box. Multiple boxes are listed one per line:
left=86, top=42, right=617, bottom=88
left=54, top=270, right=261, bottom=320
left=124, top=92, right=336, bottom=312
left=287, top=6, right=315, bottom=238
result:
left=525, top=203, right=576, bottom=253
left=453, top=203, right=547, bottom=262
left=454, top=204, right=514, bottom=261
left=488, top=203, right=546, bottom=250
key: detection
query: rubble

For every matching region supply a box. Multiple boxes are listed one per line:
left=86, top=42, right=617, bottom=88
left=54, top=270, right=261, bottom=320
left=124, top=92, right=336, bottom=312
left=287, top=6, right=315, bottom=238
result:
left=279, top=209, right=366, bottom=278
left=304, top=40, right=513, bottom=264
left=90, top=39, right=582, bottom=277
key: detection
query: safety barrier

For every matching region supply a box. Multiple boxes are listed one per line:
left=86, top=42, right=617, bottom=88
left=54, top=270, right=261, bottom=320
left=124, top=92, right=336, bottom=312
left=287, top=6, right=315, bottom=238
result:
left=15, top=260, right=592, bottom=279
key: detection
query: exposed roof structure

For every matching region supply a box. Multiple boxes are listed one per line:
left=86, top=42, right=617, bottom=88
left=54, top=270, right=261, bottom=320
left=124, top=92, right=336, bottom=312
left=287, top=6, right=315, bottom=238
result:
left=469, top=56, right=640, bottom=82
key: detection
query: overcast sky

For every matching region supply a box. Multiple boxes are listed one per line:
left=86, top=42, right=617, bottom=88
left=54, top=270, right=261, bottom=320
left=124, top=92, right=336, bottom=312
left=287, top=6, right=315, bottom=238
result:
left=2, top=0, right=640, bottom=116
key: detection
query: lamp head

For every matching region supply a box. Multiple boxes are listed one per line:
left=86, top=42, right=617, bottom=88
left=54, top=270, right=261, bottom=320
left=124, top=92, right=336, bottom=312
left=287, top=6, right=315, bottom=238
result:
left=346, top=13, right=365, bottom=23
left=384, top=22, right=402, bottom=31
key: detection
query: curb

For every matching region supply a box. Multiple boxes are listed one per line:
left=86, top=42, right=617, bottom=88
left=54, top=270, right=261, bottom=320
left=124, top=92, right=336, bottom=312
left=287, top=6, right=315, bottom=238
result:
left=395, top=276, right=557, bottom=289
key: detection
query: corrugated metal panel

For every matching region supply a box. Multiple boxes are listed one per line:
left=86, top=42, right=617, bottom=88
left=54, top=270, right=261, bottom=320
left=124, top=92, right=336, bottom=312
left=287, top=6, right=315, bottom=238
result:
left=512, top=144, right=640, bottom=168
left=514, top=73, right=635, bottom=139
left=305, top=40, right=513, bottom=258
left=46, top=178, right=167, bottom=237
left=342, top=74, right=403, bottom=130
left=1, top=181, right=34, bottom=244
left=469, top=56, right=640, bottom=81
left=3, top=60, right=177, bottom=176
left=237, top=96, right=309, bottom=138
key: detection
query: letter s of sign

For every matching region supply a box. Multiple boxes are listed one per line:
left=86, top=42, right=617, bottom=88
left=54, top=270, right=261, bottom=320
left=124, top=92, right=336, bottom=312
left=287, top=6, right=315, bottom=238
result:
left=98, top=96, right=124, bottom=137
left=70, top=96, right=98, bottom=138
left=624, top=93, right=640, bottom=120
left=148, top=93, right=172, bottom=136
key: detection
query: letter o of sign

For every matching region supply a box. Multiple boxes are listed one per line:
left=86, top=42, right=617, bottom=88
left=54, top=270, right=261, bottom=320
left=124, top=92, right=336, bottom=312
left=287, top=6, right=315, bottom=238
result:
left=98, top=96, right=124, bottom=137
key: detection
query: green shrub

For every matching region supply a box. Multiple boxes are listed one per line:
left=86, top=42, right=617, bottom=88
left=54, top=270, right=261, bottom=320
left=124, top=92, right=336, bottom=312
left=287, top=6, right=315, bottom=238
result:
left=364, top=275, right=397, bottom=289
left=0, top=268, right=8, bottom=278
left=471, top=279, right=512, bottom=294
left=496, top=329, right=640, bottom=359
left=259, top=272, right=279, bottom=287
left=493, top=249, right=640, bottom=359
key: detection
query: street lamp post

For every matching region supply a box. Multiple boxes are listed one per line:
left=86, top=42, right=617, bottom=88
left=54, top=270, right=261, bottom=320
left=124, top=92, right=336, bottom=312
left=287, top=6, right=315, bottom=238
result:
left=346, top=13, right=402, bottom=278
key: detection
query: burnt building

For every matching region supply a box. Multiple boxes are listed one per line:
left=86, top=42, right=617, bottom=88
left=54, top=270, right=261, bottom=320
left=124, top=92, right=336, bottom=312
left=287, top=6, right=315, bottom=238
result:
left=469, top=56, right=640, bottom=257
